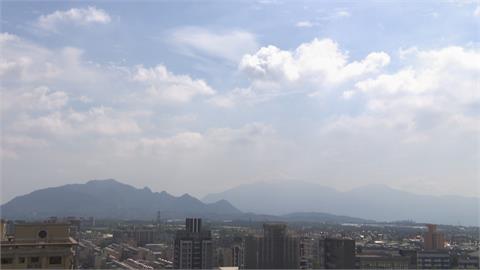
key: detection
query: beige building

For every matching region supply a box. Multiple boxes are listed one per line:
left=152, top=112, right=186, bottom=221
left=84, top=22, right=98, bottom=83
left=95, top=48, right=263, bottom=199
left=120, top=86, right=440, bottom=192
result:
left=1, top=222, right=77, bottom=269
left=424, top=224, right=445, bottom=250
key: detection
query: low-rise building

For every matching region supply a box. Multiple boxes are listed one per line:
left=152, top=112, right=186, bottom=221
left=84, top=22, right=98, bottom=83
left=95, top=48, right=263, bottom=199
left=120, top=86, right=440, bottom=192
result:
left=1, top=222, right=77, bottom=269
left=417, top=250, right=451, bottom=269
left=356, top=253, right=410, bottom=269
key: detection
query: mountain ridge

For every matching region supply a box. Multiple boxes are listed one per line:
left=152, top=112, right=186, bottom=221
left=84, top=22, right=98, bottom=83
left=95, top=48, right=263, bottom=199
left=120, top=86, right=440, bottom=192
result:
left=3, top=179, right=477, bottom=226
left=1, top=179, right=241, bottom=220
left=203, top=181, right=479, bottom=226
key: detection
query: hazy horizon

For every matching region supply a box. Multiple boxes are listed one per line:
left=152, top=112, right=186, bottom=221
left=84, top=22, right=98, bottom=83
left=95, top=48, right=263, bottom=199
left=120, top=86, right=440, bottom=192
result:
left=2, top=1, right=479, bottom=204
left=3, top=177, right=480, bottom=206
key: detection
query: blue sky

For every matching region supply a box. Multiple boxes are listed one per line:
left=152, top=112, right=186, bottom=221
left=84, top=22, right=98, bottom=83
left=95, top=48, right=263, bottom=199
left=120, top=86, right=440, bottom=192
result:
left=1, top=0, right=479, bottom=203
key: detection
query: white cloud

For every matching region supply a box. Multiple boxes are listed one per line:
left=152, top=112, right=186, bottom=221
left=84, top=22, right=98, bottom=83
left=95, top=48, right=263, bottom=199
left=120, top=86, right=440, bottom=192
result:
left=316, top=10, right=351, bottom=21
left=2, top=86, right=68, bottom=113
left=329, top=45, right=480, bottom=144
left=116, top=122, right=278, bottom=157
left=356, top=46, right=480, bottom=104
left=240, top=45, right=299, bottom=81
left=215, top=38, right=390, bottom=107
left=474, top=5, right=480, bottom=16
left=133, top=65, right=215, bottom=103
left=128, top=132, right=204, bottom=156
left=0, top=33, right=219, bottom=161
left=240, top=38, right=390, bottom=85
left=335, top=11, right=351, bottom=18
left=14, top=107, right=142, bottom=137
left=2, top=30, right=479, bottom=199
left=37, top=6, right=111, bottom=31
left=0, top=32, right=16, bottom=41
left=296, top=21, right=314, bottom=28
left=169, top=27, right=258, bottom=62
left=341, top=90, right=355, bottom=99
left=1, top=33, right=216, bottom=107
left=0, top=34, right=104, bottom=85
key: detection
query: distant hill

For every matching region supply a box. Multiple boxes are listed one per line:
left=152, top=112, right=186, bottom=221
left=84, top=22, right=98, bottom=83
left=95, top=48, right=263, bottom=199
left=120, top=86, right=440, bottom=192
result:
left=203, top=181, right=479, bottom=226
left=0, top=179, right=377, bottom=225
left=281, top=212, right=375, bottom=224
left=0, top=179, right=242, bottom=220
left=4, top=179, right=476, bottom=226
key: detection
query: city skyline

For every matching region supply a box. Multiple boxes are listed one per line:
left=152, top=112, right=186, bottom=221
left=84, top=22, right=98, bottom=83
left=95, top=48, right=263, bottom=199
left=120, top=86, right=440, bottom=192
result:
left=3, top=216, right=478, bottom=269
left=2, top=0, right=480, bottom=204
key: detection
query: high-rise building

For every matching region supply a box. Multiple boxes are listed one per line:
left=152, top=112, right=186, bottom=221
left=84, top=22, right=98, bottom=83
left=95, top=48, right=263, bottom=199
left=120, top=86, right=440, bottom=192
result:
left=318, top=237, right=355, bottom=269
left=259, top=223, right=299, bottom=269
left=173, top=218, right=213, bottom=269
left=244, top=235, right=260, bottom=269
left=156, top=211, right=161, bottom=225
left=424, top=224, right=445, bottom=250
left=0, top=222, right=77, bottom=269
left=299, top=237, right=318, bottom=269
left=231, top=237, right=245, bottom=268
left=243, top=223, right=299, bottom=269
left=0, top=219, right=5, bottom=241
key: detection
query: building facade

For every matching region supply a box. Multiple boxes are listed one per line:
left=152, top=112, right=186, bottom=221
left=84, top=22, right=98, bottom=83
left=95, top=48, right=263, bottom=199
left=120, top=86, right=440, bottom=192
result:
left=173, top=218, right=213, bottom=269
left=112, top=226, right=160, bottom=246
left=243, top=223, right=299, bottom=269
left=356, top=254, right=410, bottom=269
left=231, top=239, right=245, bottom=268
left=424, top=224, right=445, bottom=250
left=318, top=237, right=356, bottom=269
left=417, top=250, right=451, bottom=269
left=299, top=237, right=318, bottom=269
left=1, top=222, right=77, bottom=269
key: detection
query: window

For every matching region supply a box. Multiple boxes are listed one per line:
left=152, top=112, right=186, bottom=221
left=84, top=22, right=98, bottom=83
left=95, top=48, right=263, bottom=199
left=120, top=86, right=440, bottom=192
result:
left=38, top=230, right=47, bottom=239
left=30, top=257, right=40, bottom=263
left=18, top=257, right=26, bottom=263
left=1, top=258, right=13, bottom=264
left=49, top=256, right=62, bottom=265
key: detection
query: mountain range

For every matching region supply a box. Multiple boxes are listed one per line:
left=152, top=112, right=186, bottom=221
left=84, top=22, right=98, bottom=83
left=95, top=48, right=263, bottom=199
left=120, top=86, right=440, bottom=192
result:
left=2, top=179, right=478, bottom=226
left=0, top=179, right=241, bottom=220
left=203, top=181, right=479, bottom=226
left=1, top=179, right=370, bottom=224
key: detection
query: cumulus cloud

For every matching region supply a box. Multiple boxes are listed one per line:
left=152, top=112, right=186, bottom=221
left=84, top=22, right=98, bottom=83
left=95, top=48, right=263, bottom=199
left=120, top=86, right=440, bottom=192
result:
left=240, top=38, right=390, bottom=85
left=0, top=33, right=105, bottom=86
left=0, top=33, right=219, bottom=161
left=213, top=38, right=390, bottom=107
left=355, top=46, right=479, bottom=107
left=133, top=65, right=215, bottom=103
left=169, top=27, right=258, bottom=62
left=36, top=6, right=111, bottom=31
left=325, top=45, right=480, bottom=145
left=2, top=86, right=68, bottom=113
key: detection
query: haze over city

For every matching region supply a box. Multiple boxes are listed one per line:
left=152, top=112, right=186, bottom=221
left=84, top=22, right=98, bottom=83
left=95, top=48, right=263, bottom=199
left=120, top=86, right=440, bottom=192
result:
left=1, top=0, right=479, bottom=205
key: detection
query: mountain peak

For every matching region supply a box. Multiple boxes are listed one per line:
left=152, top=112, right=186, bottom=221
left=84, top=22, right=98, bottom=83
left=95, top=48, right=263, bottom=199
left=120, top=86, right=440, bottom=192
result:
left=1, top=180, right=241, bottom=220
left=179, top=193, right=197, bottom=200
left=86, top=178, right=123, bottom=185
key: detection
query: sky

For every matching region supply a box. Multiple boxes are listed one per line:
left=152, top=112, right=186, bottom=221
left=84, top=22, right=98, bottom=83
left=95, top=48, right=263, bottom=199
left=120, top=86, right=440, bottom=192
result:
left=1, top=0, right=479, bottom=204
